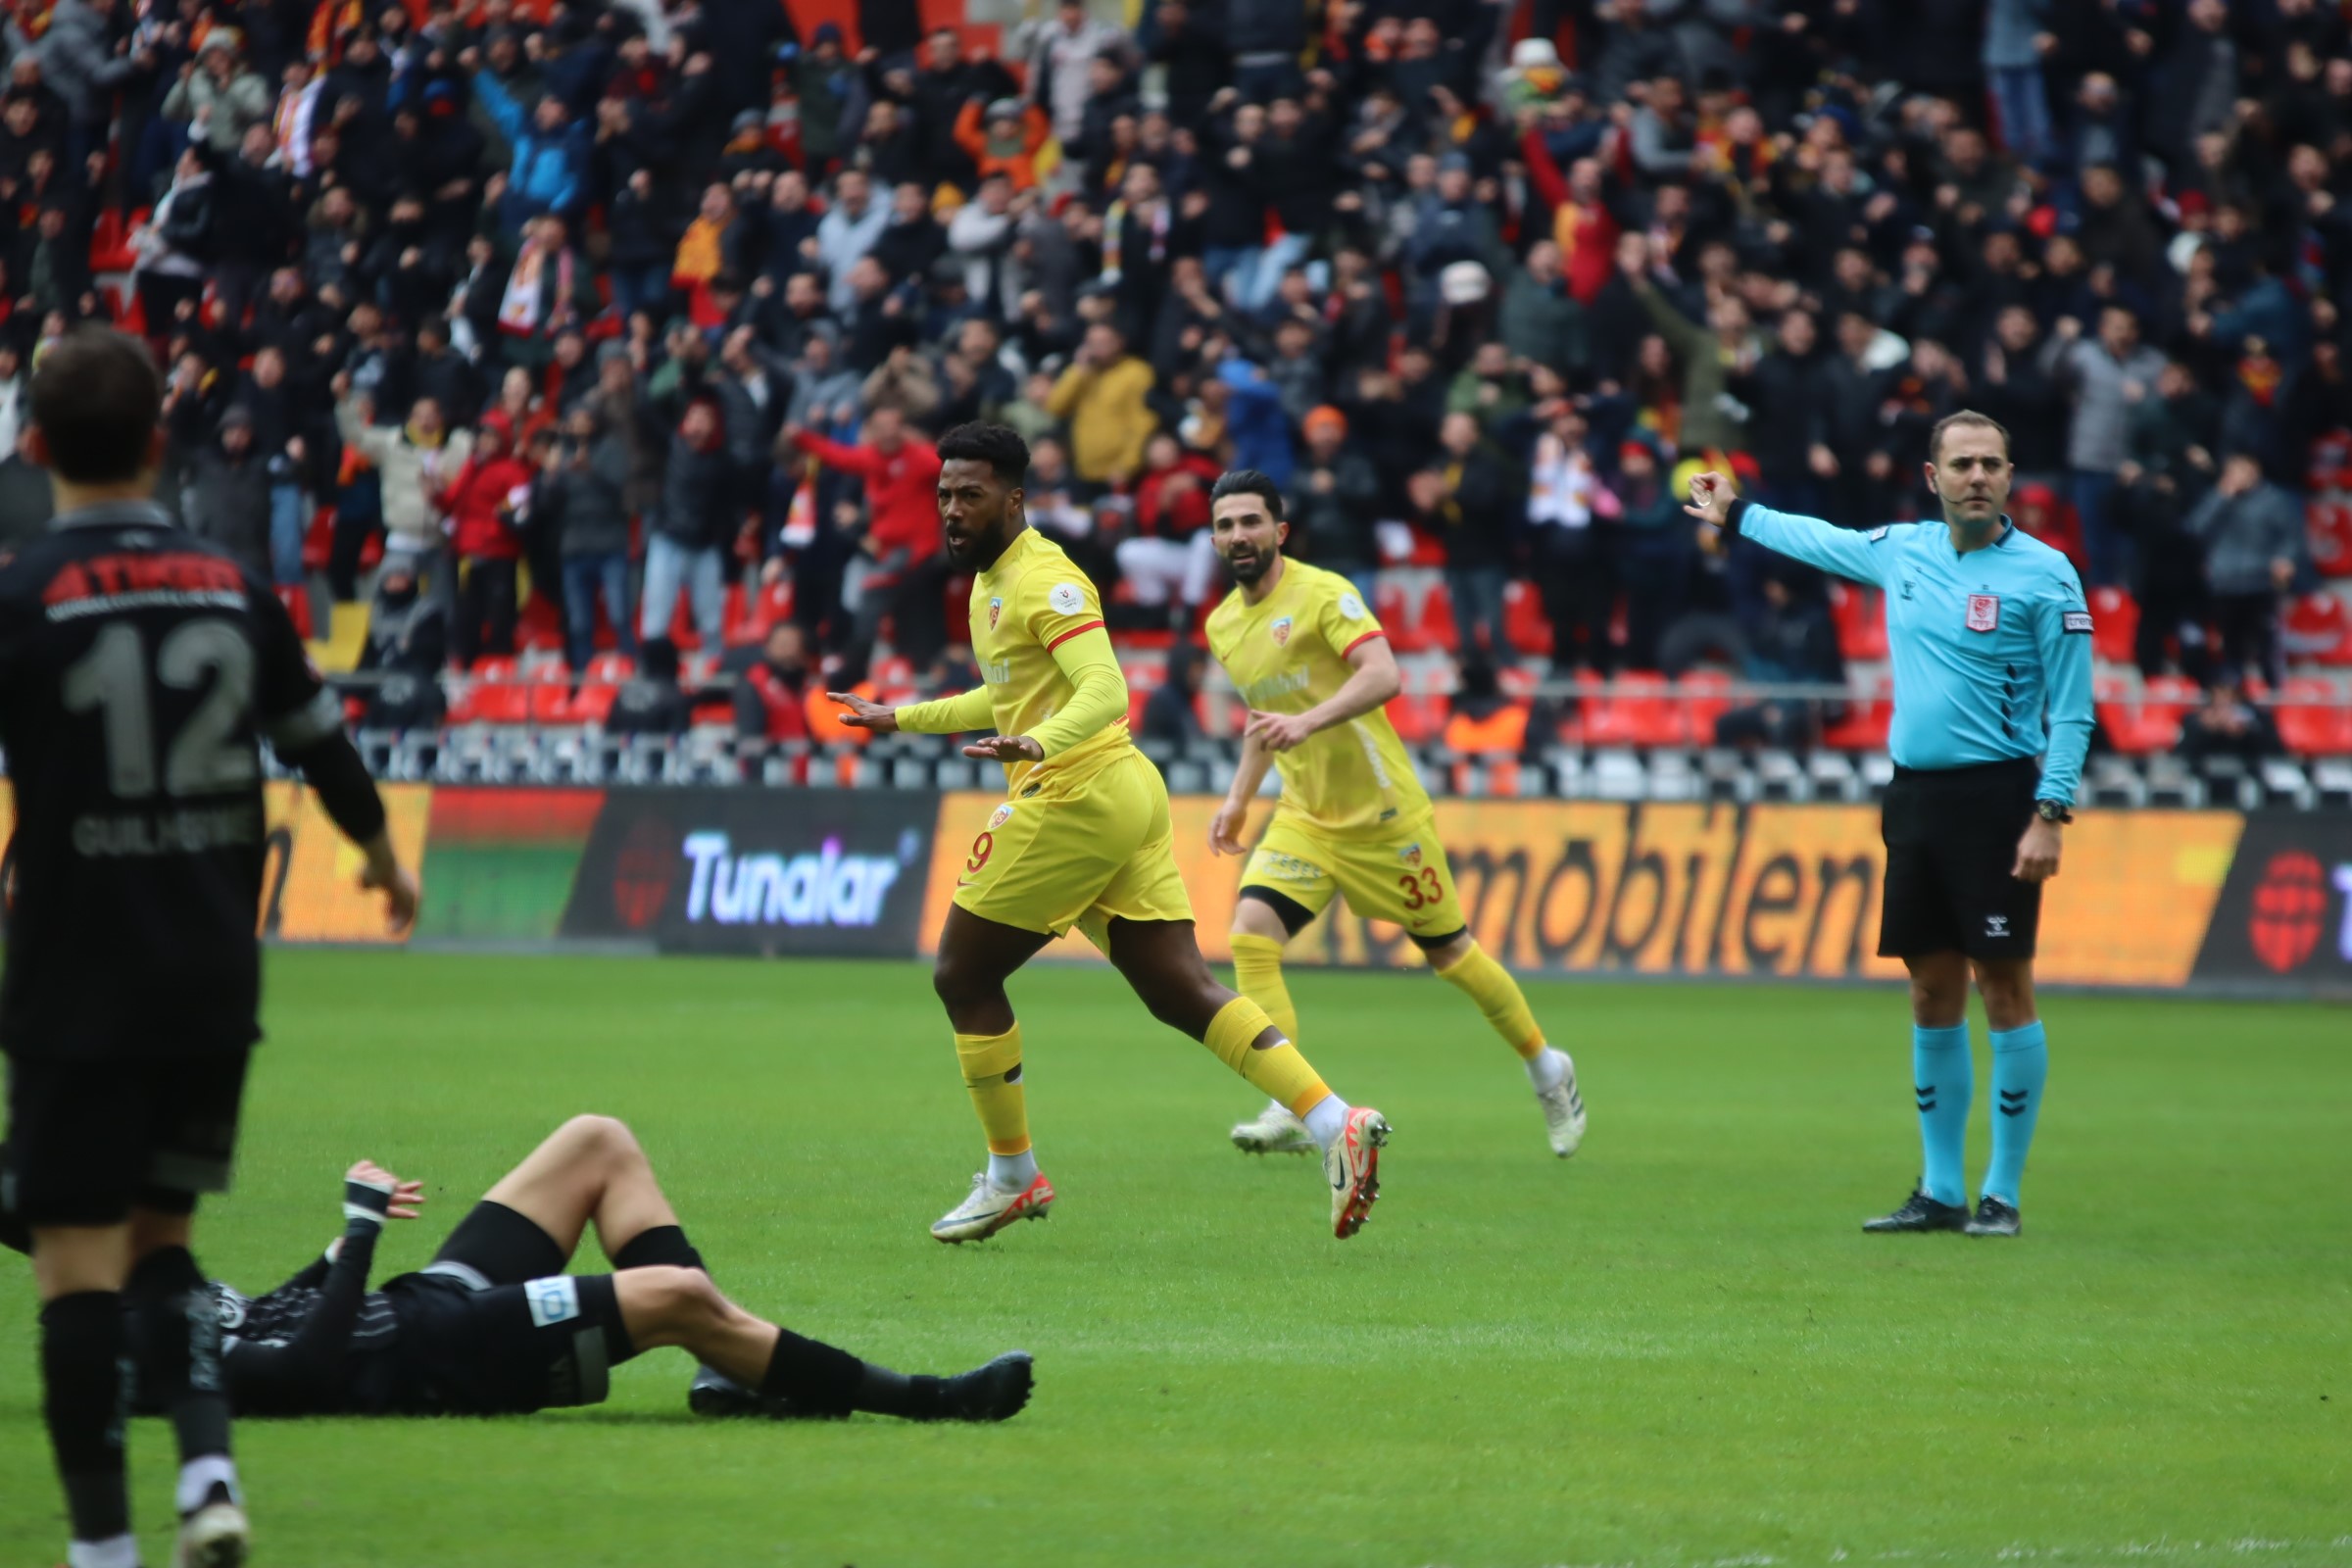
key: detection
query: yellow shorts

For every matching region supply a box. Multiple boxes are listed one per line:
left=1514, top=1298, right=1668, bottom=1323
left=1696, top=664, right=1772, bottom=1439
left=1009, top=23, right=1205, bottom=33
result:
left=1241, top=810, right=1467, bottom=941
left=950, top=749, right=1195, bottom=948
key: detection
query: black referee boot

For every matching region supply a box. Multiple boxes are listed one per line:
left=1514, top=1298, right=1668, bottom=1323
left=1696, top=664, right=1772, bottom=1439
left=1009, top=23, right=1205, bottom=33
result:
left=1862, top=1186, right=1969, bottom=1233
left=1964, top=1196, right=2022, bottom=1237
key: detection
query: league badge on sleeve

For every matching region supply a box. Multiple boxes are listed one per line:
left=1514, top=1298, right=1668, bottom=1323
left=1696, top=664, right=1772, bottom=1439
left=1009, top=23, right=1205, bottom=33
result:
left=1338, top=592, right=1367, bottom=620
left=1966, top=594, right=2001, bottom=633
left=1048, top=582, right=1086, bottom=615
left=1270, top=615, right=1294, bottom=646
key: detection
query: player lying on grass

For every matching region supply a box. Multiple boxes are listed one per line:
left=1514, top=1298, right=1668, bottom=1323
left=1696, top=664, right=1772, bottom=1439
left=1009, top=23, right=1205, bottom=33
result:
left=8, top=1115, right=1032, bottom=1424
left=827, top=422, right=1388, bottom=1246
left=1200, top=471, right=1586, bottom=1160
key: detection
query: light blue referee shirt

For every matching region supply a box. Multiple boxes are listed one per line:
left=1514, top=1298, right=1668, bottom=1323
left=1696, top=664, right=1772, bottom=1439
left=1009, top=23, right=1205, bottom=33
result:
left=1730, top=502, right=2096, bottom=806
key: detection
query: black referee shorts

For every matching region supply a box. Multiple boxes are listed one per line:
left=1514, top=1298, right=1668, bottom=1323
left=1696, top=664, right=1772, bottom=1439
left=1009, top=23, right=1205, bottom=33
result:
left=2, top=1049, right=251, bottom=1230
left=1878, top=757, right=2044, bottom=962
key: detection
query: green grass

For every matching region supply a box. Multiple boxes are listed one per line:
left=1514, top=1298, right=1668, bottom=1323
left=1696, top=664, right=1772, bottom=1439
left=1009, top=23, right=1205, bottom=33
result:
left=4, top=953, right=2348, bottom=1568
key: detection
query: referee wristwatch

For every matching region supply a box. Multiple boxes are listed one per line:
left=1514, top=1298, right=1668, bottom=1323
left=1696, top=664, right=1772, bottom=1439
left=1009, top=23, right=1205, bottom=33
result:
left=2034, top=800, right=2073, bottom=825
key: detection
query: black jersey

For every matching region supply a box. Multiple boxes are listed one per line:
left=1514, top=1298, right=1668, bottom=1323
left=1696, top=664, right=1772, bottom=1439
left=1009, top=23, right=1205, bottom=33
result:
left=0, top=502, right=343, bottom=1060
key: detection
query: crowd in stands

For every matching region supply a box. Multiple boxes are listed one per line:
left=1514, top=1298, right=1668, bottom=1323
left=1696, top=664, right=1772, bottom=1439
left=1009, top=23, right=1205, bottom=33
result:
left=0, top=0, right=2349, bottom=767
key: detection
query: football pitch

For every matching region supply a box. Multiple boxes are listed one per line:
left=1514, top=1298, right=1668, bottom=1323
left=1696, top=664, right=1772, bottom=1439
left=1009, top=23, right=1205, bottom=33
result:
left=2, top=952, right=2346, bottom=1568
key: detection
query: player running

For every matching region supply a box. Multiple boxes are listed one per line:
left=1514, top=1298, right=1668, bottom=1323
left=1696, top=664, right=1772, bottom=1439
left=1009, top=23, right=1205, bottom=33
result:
left=1684, top=411, right=2092, bottom=1238
left=1, top=1115, right=1035, bottom=1424
left=826, top=423, right=1389, bottom=1244
left=1200, top=472, right=1586, bottom=1159
left=0, top=328, right=418, bottom=1568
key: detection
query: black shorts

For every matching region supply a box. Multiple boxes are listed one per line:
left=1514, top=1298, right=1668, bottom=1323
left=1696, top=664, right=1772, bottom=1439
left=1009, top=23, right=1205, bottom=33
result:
left=377, top=1201, right=631, bottom=1415
left=1, top=1049, right=251, bottom=1229
left=1878, top=758, right=2043, bottom=961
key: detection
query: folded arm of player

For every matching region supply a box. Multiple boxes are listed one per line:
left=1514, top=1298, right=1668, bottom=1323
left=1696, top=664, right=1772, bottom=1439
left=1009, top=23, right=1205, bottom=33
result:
left=1684, top=469, right=1895, bottom=587
left=1246, top=634, right=1402, bottom=754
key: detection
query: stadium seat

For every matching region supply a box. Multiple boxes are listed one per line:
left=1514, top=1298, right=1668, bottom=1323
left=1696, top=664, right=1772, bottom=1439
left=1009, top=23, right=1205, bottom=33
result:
left=2099, top=674, right=2197, bottom=754
left=2308, top=499, right=2352, bottom=577
left=585, top=653, right=636, bottom=683
left=1829, top=582, right=1887, bottom=661
left=1503, top=579, right=1552, bottom=658
left=2283, top=592, right=2352, bottom=665
left=1386, top=693, right=1446, bottom=743
left=1820, top=673, right=1893, bottom=751
left=1677, top=669, right=1736, bottom=741
left=448, top=681, right=531, bottom=725
left=1582, top=672, right=1686, bottom=748
left=2276, top=677, right=2352, bottom=757
left=2089, top=586, right=2139, bottom=666
left=468, top=656, right=518, bottom=682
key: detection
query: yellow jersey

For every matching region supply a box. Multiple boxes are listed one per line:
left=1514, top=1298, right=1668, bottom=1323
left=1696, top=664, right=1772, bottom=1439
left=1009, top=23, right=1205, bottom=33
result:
left=1204, top=557, right=1432, bottom=835
left=967, top=526, right=1130, bottom=794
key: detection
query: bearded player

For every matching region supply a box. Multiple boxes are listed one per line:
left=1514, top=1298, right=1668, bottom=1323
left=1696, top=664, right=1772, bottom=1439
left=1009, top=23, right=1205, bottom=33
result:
left=827, top=424, right=1390, bottom=1244
left=1202, top=472, right=1585, bottom=1158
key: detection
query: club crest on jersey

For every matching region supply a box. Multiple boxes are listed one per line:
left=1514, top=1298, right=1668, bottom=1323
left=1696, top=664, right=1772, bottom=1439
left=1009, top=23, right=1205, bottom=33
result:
left=1398, top=843, right=1423, bottom=867
left=987, top=804, right=1014, bottom=830
left=988, top=596, right=1004, bottom=631
left=1270, top=615, right=1294, bottom=646
left=1966, top=594, right=2000, bottom=632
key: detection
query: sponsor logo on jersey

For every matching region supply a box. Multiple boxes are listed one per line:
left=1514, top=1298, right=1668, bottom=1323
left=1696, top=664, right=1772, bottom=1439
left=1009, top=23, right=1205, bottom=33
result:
left=1337, top=592, right=1366, bottom=621
left=1049, top=582, right=1086, bottom=615
left=2062, top=610, right=2094, bottom=634
left=988, top=596, right=1004, bottom=631
left=1270, top=615, right=1294, bottom=646
left=988, top=803, right=1014, bottom=830
left=1966, top=594, right=2000, bottom=632
left=1868, top=526, right=1890, bottom=541
left=1398, top=843, right=1423, bottom=867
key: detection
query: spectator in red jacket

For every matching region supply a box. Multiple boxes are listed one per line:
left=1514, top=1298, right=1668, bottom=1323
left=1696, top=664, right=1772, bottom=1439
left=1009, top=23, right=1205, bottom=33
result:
left=788, top=407, right=946, bottom=681
left=1116, top=432, right=1222, bottom=625
left=733, top=621, right=813, bottom=750
left=440, top=417, right=536, bottom=665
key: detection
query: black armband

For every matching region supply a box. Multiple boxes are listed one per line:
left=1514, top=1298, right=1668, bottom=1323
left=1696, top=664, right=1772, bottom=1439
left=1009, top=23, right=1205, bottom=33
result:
left=282, top=729, right=389, bottom=846
left=1725, top=497, right=1752, bottom=537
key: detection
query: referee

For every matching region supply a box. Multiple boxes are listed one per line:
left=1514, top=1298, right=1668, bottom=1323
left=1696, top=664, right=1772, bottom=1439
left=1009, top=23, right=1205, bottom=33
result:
left=1686, top=411, right=2093, bottom=1238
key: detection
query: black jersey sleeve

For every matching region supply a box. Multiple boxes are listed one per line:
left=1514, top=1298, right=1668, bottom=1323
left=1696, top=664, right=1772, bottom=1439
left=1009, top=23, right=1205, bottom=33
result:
left=245, top=577, right=390, bottom=845
left=223, top=1220, right=381, bottom=1416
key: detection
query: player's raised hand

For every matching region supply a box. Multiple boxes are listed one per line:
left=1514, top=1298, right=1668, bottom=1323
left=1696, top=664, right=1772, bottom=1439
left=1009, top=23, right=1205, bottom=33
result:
left=1207, top=797, right=1251, bottom=856
left=1683, top=469, right=1738, bottom=527
left=825, top=691, right=900, bottom=732
left=345, top=1161, right=425, bottom=1218
left=963, top=734, right=1045, bottom=762
left=1246, top=709, right=1316, bottom=753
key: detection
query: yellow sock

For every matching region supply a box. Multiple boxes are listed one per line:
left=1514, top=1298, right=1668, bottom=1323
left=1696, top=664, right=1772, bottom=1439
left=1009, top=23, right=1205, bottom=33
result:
left=1203, top=996, right=1330, bottom=1118
left=1228, top=932, right=1300, bottom=1049
left=1434, top=941, right=1546, bottom=1061
left=954, top=1025, right=1031, bottom=1155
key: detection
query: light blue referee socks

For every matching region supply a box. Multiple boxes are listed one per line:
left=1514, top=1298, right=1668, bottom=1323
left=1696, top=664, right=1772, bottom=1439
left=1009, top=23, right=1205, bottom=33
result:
left=1984, top=1021, right=2050, bottom=1206
left=1912, top=1023, right=1973, bottom=1208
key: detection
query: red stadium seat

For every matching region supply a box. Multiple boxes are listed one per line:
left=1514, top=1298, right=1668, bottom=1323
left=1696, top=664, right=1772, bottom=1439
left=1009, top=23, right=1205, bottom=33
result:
left=2088, top=586, right=2139, bottom=666
left=2276, top=678, right=2352, bottom=756
left=1386, top=693, right=1446, bottom=743
left=1677, top=669, right=1735, bottom=741
left=448, top=681, right=530, bottom=725
left=1821, top=673, right=1893, bottom=751
left=2098, top=674, right=2197, bottom=754
left=1829, top=582, right=1888, bottom=661
left=2283, top=592, right=2352, bottom=665
left=585, top=653, right=635, bottom=683
left=468, top=656, right=518, bottom=682
left=1582, top=672, right=1686, bottom=748
left=1503, top=578, right=1552, bottom=658
left=2308, top=499, right=2352, bottom=578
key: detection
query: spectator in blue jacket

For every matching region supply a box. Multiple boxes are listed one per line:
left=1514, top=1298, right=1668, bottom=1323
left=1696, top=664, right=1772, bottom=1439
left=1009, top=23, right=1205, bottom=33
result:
left=473, top=69, right=586, bottom=229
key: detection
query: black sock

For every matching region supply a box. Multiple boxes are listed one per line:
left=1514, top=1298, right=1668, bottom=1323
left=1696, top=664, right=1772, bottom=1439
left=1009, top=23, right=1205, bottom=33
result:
left=41, top=1292, right=130, bottom=1544
left=612, top=1223, right=706, bottom=1275
left=126, top=1247, right=233, bottom=1478
left=757, top=1327, right=865, bottom=1416
left=855, top=1363, right=946, bottom=1421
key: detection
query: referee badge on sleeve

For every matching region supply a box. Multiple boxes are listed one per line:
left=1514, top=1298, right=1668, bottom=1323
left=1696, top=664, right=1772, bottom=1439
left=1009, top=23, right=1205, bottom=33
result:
left=2063, top=611, right=2094, bottom=634
left=1965, top=594, right=2000, bottom=632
